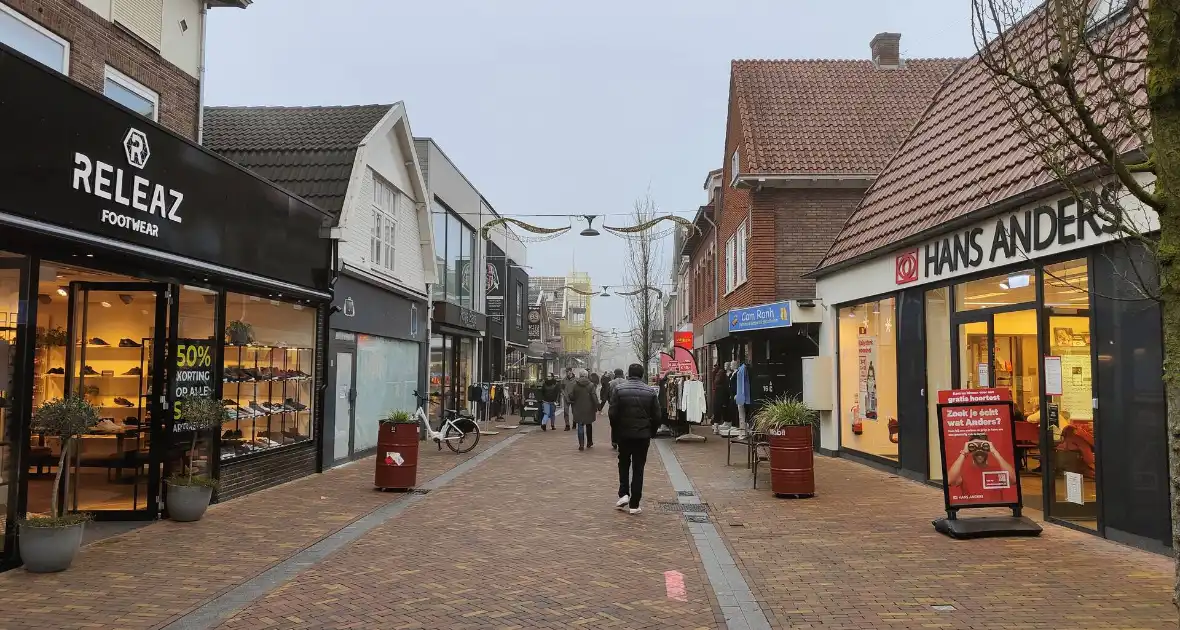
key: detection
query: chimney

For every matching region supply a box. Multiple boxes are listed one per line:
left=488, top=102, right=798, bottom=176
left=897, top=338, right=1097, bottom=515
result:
left=871, top=32, right=902, bottom=69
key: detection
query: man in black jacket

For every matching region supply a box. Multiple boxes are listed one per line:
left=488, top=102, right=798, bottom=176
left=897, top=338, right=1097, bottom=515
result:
left=540, top=374, right=562, bottom=431
left=608, top=363, right=660, bottom=514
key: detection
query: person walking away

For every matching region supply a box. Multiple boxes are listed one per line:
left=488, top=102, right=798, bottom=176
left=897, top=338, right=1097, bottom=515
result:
left=598, top=371, right=611, bottom=412
left=569, top=369, right=600, bottom=450
left=711, top=364, right=730, bottom=435
left=609, top=363, right=659, bottom=515
left=561, top=368, right=577, bottom=431
left=540, top=374, right=561, bottom=431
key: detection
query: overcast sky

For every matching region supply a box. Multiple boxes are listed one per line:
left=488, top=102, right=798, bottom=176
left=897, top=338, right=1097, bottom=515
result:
left=205, top=0, right=976, bottom=333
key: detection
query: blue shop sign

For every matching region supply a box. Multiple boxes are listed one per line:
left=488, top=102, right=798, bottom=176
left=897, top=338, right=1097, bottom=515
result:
left=728, top=301, right=792, bottom=333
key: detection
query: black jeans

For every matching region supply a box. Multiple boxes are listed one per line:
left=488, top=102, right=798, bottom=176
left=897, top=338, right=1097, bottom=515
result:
left=617, top=438, right=651, bottom=509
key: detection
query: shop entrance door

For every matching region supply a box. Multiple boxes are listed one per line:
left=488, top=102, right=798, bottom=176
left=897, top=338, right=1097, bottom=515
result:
left=953, top=308, right=1041, bottom=511
left=64, top=282, right=168, bottom=519
left=1042, top=312, right=1098, bottom=529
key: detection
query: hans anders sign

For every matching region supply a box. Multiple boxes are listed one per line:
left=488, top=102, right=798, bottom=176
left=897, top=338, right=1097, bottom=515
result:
left=728, top=301, right=792, bottom=333
left=892, top=179, right=1158, bottom=287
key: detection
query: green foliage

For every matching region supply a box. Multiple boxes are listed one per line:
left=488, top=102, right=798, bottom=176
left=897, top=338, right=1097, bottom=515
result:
left=36, top=326, right=69, bottom=347
left=753, top=396, right=817, bottom=431
left=166, top=473, right=220, bottom=490
left=381, top=409, right=416, bottom=425
left=33, top=396, right=99, bottom=439
left=20, top=513, right=91, bottom=528
left=179, top=396, right=230, bottom=432
left=225, top=320, right=254, bottom=344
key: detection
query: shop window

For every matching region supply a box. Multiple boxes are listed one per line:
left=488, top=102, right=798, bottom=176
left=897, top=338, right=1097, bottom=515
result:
left=431, top=208, right=447, bottom=302
left=954, top=268, right=1035, bottom=311
left=0, top=5, right=68, bottom=74
left=925, top=287, right=951, bottom=481
left=352, top=335, right=418, bottom=453
left=838, top=298, right=899, bottom=460
left=0, top=255, right=22, bottom=545
left=1043, top=258, right=1090, bottom=308
left=370, top=174, right=399, bottom=274
left=220, top=293, right=317, bottom=461
left=103, top=66, right=158, bottom=121
left=446, top=213, right=462, bottom=304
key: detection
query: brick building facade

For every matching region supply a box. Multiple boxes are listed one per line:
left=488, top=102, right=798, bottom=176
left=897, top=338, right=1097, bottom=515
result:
left=1, top=0, right=247, bottom=140
left=689, top=34, right=962, bottom=419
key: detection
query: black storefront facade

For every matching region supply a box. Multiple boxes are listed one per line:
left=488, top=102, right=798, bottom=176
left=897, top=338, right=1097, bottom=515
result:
left=483, top=242, right=529, bottom=409
left=0, top=46, right=333, bottom=570
left=325, top=273, right=428, bottom=465
left=429, top=300, right=485, bottom=419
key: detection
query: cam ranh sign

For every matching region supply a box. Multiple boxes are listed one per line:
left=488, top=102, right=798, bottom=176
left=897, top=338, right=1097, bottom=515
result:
left=932, top=388, right=1042, bottom=539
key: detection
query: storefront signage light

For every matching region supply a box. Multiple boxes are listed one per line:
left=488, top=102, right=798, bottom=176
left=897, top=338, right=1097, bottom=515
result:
left=727, top=300, right=792, bottom=333
left=896, top=180, right=1157, bottom=286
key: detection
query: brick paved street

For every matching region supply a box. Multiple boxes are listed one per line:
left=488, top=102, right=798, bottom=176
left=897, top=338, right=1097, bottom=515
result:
left=0, top=418, right=1176, bottom=629
left=672, top=437, right=1177, bottom=630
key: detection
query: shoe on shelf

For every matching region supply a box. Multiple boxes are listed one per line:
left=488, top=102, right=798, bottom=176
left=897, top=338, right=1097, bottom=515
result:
left=284, top=398, right=307, bottom=411
left=615, top=495, right=630, bottom=511
left=88, top=337, right=109, bottom=346
left=122, top=367, right=142, bottom=376
left=118, top=338, right=141, bottom=347
left=113, top=397, right=135, bottom=407
left=222, top=430, right=234, bottom=439
left=46, top=367, right=64, bottom=375
left=82, top=365, right=99, bottom=376
left=629, top=507, right=643, bottom=515
left=221, top=398, right=237, bottom=406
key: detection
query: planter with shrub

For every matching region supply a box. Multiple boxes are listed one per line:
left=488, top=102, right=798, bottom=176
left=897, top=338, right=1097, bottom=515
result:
left=225, top=320, right=253, bottom=346
left=375, top=410, right=420, bottom=490
left=166, top=396, right=229, bottom=522
left=20, top=396, right=98, bottom=572
left=754, top=396, right=818, bottom=498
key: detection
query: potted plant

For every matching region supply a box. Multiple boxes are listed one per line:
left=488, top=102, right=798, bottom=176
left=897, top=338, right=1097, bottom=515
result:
left=375, top=410, right=420, bottom=490
left=166, top=396, right=228, bottom=522
left=19, top=396, right=98, bottom=572
left=225, top=320, right=253, bottom=346
left=36, top=326, right=68, bottom=347
left=754, top=396, right=818, bottom=498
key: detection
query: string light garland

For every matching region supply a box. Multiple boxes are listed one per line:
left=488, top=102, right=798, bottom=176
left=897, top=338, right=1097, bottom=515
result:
left=480, top=214, right=697, bottom=240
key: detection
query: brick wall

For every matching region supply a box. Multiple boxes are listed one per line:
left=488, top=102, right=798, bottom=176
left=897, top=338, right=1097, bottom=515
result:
left=5, top=0, right=199, bottom=139
left=217, top=443, right=318, bottom=502
left=767, top=187, right=867, bottom=299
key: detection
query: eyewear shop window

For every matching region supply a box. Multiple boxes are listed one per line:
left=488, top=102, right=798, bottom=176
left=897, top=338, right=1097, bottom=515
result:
left=838, top=298, right=899, bottom=461
left=431, top=207, right=477, bottom=310
left=927, top=259, right=1098, bottom=531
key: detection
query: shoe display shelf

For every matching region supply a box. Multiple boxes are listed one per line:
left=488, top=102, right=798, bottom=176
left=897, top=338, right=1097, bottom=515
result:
left=31, top=338, right=151, bottom=482
left=220, top=344, right=313, bottom=461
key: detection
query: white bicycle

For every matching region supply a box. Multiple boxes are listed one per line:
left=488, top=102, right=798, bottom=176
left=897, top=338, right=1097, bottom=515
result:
left=413, top=390, right=481, bottom=453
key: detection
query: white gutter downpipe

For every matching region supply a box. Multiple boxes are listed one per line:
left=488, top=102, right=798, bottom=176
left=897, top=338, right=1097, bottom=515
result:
left=196, top=2, right=209, bottom=144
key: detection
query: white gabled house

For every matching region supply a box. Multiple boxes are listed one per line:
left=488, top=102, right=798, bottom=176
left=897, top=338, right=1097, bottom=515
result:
left=204, top=102, right=437, bottom=467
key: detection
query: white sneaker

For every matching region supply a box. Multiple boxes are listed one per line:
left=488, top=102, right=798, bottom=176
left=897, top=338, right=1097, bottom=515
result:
left=629, top=507, right=643, bottom=515
left=615, top=495, right=630, bottom=510
left=719, top=422, right=733, bottom=437
left=711, top=423, right=720, bottom=435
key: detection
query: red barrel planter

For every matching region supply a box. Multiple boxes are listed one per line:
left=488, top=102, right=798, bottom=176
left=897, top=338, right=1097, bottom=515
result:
left=768, top=425, right=815, bottom=497
left=374, top=422, right=420, bottom=490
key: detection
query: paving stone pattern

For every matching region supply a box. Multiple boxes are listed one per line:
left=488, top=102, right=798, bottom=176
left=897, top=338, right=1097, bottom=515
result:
left=672, top=438, right=1177, bottom=630
left=0, top=430, right=516, bottom=630
left=218, top=425, right=719, bottom=629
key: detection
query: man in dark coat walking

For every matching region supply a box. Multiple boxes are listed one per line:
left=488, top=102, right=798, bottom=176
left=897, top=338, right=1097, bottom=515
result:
left=608, top=363, right=660, bottom=514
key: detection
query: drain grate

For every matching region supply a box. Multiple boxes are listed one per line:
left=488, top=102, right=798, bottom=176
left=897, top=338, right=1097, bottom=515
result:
left=676, top=490, right=696, bottom=497
left=409, top=488, right=431, bottom=495
left=658, top=501, right=709, bottom=513
left=684, top=514, right=710, bottom=523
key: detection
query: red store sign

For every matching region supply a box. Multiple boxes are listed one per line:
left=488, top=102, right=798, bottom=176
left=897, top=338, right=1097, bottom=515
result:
left=895, top=249, right=919, bottom=285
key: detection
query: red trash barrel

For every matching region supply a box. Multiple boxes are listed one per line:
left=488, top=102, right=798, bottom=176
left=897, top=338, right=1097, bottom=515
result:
left=769, top=425, right=815, bottom=497
left=375, top=423, right=419, bottom=490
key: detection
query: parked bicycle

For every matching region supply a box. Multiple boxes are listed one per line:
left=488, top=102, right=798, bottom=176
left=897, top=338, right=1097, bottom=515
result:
left=412, top=390, right=481, bottom=453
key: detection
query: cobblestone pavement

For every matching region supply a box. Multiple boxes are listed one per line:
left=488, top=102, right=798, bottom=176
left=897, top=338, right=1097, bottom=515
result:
left=0, top=429, right=517, bottom=630
left=672, top=436, right=1177, bottom=630
left=217, top=420, right=718, bottom=629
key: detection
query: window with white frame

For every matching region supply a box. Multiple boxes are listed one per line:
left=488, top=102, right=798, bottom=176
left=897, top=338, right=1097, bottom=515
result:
left=736, top=221, right=748, bottom=286
left=370, top=173, right=399, bottom=274
left=725, top=237, right=736, bottom=294
left=725, top=221, right=748, bottom=294
left=103, top=66, right=158, bottom=120
left=0, top=5, right=69, bottom=73
left=730, top=149, right=740, bottom=186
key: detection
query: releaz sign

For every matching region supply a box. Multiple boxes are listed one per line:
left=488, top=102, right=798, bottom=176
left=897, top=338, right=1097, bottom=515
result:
left=894, top=177, right=1158, bottom=286
left=70, top=128, right=184, bottom=238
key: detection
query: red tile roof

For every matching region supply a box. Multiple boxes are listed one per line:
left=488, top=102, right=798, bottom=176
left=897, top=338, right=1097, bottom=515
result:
left=817, top=10, right=1146, bottom=271
left=733, top=57, right=963, bottom=175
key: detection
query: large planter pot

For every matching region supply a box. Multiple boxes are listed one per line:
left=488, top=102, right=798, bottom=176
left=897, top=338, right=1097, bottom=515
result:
left=19, top=521, right=85, bottom=573
left=167, top=483, right=214, bottom=522
left=767, top=425, right=815, bottom=497
left=375, top=422, right=420, bottom=490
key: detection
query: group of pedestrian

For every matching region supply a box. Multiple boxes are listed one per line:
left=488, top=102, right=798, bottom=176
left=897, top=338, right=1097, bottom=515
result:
left=535, top=364, right=658, bottom=515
